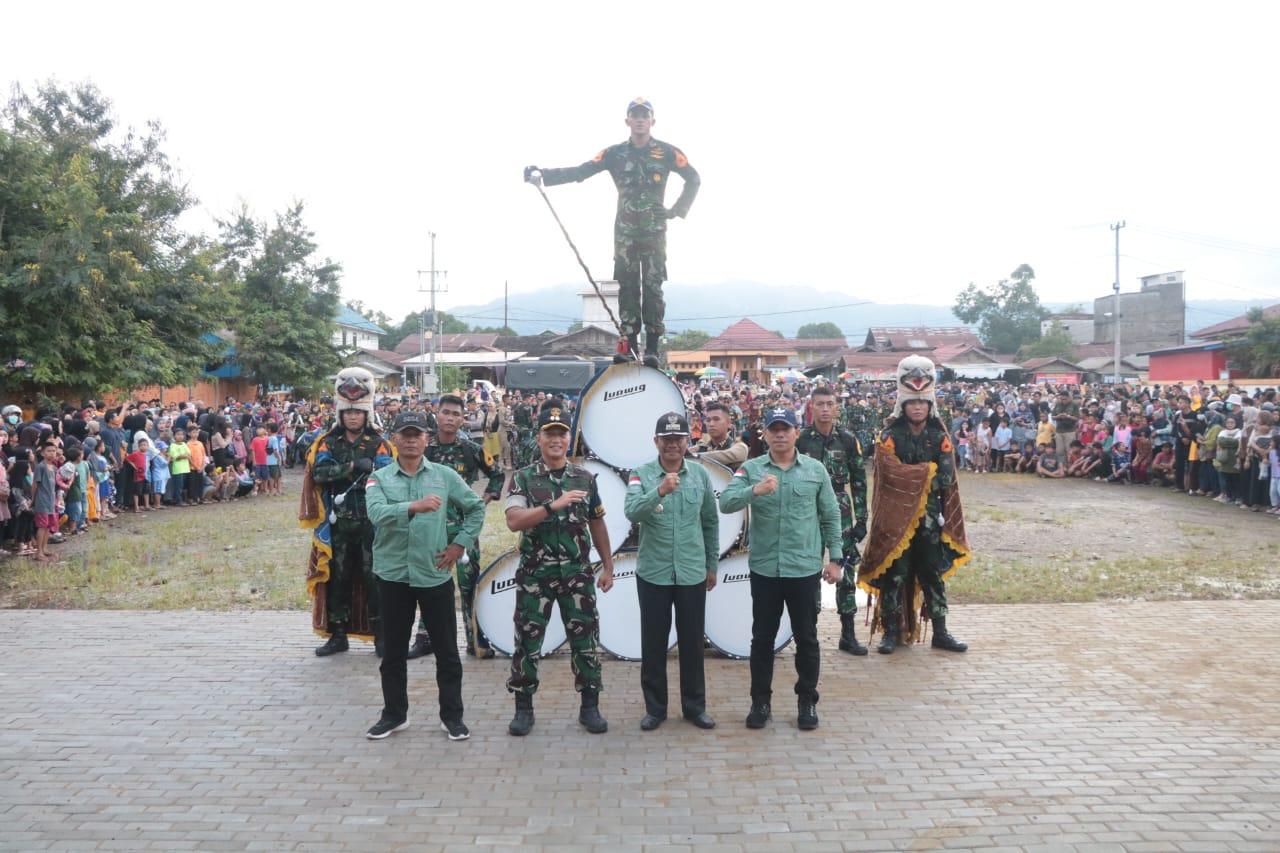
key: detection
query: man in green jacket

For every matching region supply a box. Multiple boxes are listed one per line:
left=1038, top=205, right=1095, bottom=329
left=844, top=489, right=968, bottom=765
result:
left=624, top=411, right=719, bottom=732
left=363, top=412, right=486, bottom=742
left=719, top=407, right=843, bottom=732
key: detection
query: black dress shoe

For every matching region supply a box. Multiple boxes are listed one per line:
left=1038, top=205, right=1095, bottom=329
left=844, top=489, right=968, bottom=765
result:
left=683, top=711, right=716, bottom=730
left=745, top=701, right=771, bottom=729
left=639, top=713, right=665, bottom=731
left=797, top=702, right=819, bottom=731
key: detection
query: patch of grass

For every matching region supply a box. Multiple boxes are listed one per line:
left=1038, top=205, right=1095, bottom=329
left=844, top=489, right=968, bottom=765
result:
left=950, top=550, right=1280, bottom=605
left=0, top=493, right=521, bottom=611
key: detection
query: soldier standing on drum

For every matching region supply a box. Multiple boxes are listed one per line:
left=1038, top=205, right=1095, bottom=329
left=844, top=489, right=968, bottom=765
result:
left=797, top=385, right=869, bottom=656
left=624, top=412, right=719, bottom=732
left=406, top=394, right=505, bottom=661
left=719, top=407, right=843, bottom=731
left=503, top=403, right=616, bottom=736
left=525, top=97, right=700, bottom=368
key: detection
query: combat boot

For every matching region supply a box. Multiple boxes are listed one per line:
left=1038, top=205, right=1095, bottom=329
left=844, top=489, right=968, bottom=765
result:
left=931, top=617, right=968, bottom=653
left=508, top=693, right=535, bottom=737
left=406, top=631, right=433, bottom=660
left=315, top=625, right=349, bottom=657
left=642, top=332, right=661, bottom=369
left=877, top=623, right=898, bottom=655
left=838, top=612, right=868, bottom=656
left=578, top=691, right=608, bottom=734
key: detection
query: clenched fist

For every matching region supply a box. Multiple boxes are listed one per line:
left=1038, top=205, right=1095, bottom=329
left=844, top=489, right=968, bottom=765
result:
left=752, top=474, right=779, bottom=497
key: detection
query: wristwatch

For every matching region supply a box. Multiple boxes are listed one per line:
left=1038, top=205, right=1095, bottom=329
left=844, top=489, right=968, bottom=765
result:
left=541, top=499, right=555, bottom=515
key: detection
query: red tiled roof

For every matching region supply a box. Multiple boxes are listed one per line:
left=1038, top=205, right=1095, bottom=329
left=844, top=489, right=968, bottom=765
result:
left=357, top=348, right=406, bottom=365
left=1020, top=356, right=1082, bottom=370
left=1190, top=303, right=1280, bottom=340
left=865, top=326, right=981, bottom=351
left=704, top=318, right=796, bottom=352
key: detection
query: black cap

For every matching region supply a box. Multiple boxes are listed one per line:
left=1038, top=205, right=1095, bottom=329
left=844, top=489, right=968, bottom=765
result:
left=654, top=411, right=689, bottom=436
left=538, top=403, right=571, bottom=432
left=392, top=412, right=430, bottom=433
left=764, top=407, right=799, bottom=428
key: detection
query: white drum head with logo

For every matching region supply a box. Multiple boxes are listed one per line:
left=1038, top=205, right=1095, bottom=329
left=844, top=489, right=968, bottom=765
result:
left=704, top=553, right=792, bottom=659
left=596, top=552, right=677, bottom=661
left=579, top=458, right=633, bottom=561
left=575, top=363, right=687, bottom=471
left=693, top=457, right=746, bottom=556
left=474, top=551, right=567, bottom=657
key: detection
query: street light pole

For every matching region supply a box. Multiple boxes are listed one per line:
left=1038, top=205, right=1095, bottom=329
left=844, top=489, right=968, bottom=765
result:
left=416, top=232, right=447, bottom=396
left=1110, top=221, right=1125, bottom=383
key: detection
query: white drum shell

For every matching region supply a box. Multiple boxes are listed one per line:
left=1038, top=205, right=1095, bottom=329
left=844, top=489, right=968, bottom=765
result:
left=575, top=364, right=687, bottom=471
left=693, top=457, right=747, bottom=557
left=473, top=551, right=568, bottom=657
left=595, top=552, right=677, bottom=661
left=580, top=458, right=633, bottom=562
left=704, top=553, right=793, bottom=659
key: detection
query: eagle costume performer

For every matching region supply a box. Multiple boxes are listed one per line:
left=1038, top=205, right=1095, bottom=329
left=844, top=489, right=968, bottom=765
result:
left=859, top=356, right=971, bottom=654
left=300, top=367, right=394, bottom=656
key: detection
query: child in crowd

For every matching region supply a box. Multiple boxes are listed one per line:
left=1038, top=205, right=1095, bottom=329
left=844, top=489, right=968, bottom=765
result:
left=1107, top=439, right=1132, bottom=484
left=265, top=422, right=283, bottom=496
left=250, top=427, right=269, bottom=495
left=1064, top=440, right=1085, bottom=475
left=32, top=443, right=60, bottom=562
left=1150, top=445, right=1175, bottom=486
left=973, top=420, right=991, bottom=473
left=61, top=446, right=87, bottom=533
left=1036, top=444, right=1065, bottom=478
left=148, top=439, right=169, bottom=510
left=168, top=429, right=191, bottom=506
left=954, top=422, right=970, bottom=471
left=126, top=435, right=151, bottom=513
left=1036, top=411, right=1055, bottom=451
left=1015, top=440, right=1037, bottom=473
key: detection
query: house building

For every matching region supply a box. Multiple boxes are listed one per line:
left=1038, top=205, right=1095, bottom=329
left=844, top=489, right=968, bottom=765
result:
left=702, top=318, right=798, bottom=383
left=1188, top=303, right=1280, bottom=343
left=1139, top=342, right=1235, bottom=383
left=579, top=280, right=622, bottom=333
left=333, top=305, right=386, bottom=352
left=860, top=326, right=982, bottom=352
left=1041, top=313, right=1094, bottom=344
left=343, top=348, right=408, bottom=390
left=1091, top=271, right=1185, bottom=355
left=1019, top=356, right=1085, bottom=384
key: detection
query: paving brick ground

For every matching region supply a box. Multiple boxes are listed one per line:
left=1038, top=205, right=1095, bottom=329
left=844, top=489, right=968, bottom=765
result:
left=1, top=602, right=1278, bottom=852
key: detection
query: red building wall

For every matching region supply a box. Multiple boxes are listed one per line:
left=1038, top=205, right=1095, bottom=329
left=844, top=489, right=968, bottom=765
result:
left=1147, top=350, right=1227, bottom=383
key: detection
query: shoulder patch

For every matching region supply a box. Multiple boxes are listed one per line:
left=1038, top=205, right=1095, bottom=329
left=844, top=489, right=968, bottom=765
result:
left=675, top=149, right=689, bottom=168
left=592, top=149, right=605, bottom=163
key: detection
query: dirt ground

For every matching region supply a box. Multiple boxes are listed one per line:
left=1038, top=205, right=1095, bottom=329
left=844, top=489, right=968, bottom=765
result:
left=2, top=466, right=1277, bottom=609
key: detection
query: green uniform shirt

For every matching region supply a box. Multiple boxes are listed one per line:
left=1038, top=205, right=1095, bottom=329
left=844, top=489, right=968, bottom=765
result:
left=623, top=458, right=718, bottom=586
left=365, top=458, right=485, bottom=588
left=718, top=452, right=843, bottom=578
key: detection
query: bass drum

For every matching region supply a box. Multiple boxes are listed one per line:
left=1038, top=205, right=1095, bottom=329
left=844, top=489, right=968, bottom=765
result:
left=573, top=363, right=687, bottom=471
left=578, top=458, right=634, bottom=561
left=595, top=552, right=676, bottom=661
left=704, top=552, right=793, bottom=659
left=473, top=550, right=568, bottom=657
left=692, top=456, right=747, bottom=556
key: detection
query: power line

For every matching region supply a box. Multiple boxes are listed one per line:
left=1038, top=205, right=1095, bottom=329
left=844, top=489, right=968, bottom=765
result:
left=1130, top=224, right=1280, bottom=258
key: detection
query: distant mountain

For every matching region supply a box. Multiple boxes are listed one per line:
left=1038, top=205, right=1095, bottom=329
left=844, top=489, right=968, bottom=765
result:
left=446, top=281, right=1273, bottom=343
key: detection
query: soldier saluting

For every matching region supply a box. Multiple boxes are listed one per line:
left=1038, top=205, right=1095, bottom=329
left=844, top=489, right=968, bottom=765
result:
left=797, top=385, right=870, bottom=655
left=503, top=402, right=615, bottom=736
left=526, top=96, right=700, bottom=367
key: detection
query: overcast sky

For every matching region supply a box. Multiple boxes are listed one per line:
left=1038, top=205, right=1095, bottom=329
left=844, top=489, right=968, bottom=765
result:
left=6, top=1, right=1280, bottom=323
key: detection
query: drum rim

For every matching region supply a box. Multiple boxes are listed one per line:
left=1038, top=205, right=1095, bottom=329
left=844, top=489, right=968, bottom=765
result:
left=572, top=362, right=688, bottom=469
left=703, top=555, right=794, bottom=659
left=473, top=549, right=569, bottom=657
left=593, top=551, right=678, bottom=661
left=691, top=455, right=749, bottom=558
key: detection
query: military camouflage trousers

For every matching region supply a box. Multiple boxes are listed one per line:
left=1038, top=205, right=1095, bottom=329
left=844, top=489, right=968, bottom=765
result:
left=417, top=544, right=488, bottom=651
left=875, top=531, right=949, bottom=622
left=506, top=563, right=602, bottom=696
left=834, top=491, right=859, bottom=616
left=327, top=519, right=378, bottom=627
left=613, top=235, right=667, bottom=338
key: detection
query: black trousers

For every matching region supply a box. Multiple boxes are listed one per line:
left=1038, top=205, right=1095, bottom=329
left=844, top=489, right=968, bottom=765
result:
left=378, top=577, right=463, bottom=724
left=749, top=572, right=821, bottom=705
left=636, top=576, right=706, bottom=718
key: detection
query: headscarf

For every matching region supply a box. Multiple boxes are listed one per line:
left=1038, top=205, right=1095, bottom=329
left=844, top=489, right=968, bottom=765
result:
left=232, top=429, right=247, bottom=460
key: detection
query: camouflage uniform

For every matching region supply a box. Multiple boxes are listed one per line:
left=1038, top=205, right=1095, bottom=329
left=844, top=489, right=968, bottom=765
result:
left=542, top=139, right=699, bottom=341
left=504, top=460, right=606, bottom=696
left=871, top=419, right=956, bottom=625
left=419, top=435, right=505, bottom=652
left=512, top=402, right=538, bottom=469
left=797, top=425, right=867, bottom=615
left=841, top=402, right=876, bottom=459
left=311, top=427, right=395, bottom=629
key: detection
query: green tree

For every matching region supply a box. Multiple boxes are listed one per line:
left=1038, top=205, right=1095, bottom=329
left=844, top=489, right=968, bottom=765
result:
left=0, top=82, right=222, bottom=393
left=953, top=263, right=1047, bottom=353
left=665, top=329, right=711, bottom=350
left=1228, top=308, right=1280, bottom=377
left=1021, top=322, right=1076, bottom=359
left=218, top=203, right=340, bottom=394
left=796, top=322, right=845, bottom=340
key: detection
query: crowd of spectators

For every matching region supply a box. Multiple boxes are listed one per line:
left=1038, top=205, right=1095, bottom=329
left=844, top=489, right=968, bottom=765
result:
left=6, top=374, right=1276, bottom=564
left=1, top=398, right=328, bottom=562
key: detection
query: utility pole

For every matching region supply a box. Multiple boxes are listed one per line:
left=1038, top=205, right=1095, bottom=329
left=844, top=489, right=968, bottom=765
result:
left=416, top=232, right=447, bottom=396
left=1111, top=220, right=1125, bottom=384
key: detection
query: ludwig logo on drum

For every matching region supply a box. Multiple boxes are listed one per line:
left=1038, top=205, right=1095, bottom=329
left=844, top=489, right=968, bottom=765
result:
left=611, top=568, right=636, bottom=581
left=603, top=384, right=646, bottom=402
left=722, top=571, right=750, bottom=584
left=490, top=577, right=518, bottom=595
